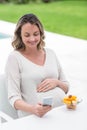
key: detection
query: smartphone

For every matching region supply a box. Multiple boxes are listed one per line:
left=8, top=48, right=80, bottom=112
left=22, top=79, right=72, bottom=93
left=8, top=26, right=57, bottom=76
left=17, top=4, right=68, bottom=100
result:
left=43, top=97, right=53, bottom=106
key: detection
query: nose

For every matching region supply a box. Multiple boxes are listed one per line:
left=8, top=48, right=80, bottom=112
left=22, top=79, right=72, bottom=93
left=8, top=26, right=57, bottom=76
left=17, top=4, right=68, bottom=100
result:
left=29, top=36, right=35, bottom=42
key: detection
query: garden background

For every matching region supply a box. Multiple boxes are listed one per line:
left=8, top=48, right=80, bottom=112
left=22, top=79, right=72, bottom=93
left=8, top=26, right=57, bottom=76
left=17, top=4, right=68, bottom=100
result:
left=0, top=0, right=87, bottom=40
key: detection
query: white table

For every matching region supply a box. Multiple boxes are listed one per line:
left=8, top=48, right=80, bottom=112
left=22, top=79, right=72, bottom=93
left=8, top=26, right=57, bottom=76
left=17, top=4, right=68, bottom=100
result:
left=1, top=99, right=87, bottom=130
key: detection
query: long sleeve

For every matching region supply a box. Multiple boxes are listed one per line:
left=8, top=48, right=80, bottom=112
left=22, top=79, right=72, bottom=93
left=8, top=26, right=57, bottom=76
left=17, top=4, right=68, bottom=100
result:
left=5, top=53, right=22, bottom=108
left=49, top=49, right=69, bottom=87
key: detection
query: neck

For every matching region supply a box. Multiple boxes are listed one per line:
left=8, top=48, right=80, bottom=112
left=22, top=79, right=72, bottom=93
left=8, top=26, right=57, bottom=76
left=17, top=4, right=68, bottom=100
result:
left=21, top=48, right=43, bottom=57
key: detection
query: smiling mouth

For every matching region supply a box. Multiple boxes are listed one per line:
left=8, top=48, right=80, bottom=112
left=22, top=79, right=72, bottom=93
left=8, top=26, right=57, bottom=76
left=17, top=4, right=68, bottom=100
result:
left=28, top=42, right=36, bottom=45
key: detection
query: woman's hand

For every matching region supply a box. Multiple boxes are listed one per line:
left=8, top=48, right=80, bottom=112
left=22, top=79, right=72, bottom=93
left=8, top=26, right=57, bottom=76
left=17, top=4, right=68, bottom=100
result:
left=37, top=78, right=58, bottom=92
left=31, top=103, right=52, bottom=117
left=14, top=99, right=52, bottom=117
left=37, top=78, right=69, bottom=93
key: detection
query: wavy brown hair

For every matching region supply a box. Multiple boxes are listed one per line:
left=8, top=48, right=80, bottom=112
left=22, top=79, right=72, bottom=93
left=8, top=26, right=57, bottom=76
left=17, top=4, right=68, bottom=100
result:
left=12, top=13, right=45, bottom=50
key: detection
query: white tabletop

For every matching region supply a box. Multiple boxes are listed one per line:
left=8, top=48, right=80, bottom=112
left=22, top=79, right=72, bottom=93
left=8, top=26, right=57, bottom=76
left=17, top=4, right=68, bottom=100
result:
left=1, top=100, right=87, bottom=130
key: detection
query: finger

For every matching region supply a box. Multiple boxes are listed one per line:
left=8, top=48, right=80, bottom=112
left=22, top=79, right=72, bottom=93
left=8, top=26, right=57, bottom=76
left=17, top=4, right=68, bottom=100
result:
left=39, top=79, right=49, bottom=87
left=37, top=84, right=48, bottom=91
left=38, top=85, right=50, bottom=92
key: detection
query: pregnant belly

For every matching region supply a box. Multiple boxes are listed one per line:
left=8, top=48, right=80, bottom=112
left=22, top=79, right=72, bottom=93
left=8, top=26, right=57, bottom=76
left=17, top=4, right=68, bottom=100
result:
left=37, top=87, right=66, bottom=108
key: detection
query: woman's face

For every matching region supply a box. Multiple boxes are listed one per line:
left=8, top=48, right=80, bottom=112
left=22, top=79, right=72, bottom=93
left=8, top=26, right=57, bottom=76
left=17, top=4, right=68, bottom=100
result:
left=21, top=23, right=41, bottom=50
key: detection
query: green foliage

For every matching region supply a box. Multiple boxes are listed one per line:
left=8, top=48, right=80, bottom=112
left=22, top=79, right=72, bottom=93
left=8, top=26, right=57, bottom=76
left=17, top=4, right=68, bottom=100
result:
left=0, top=0, right=87, bottom=4
left=9, top=0, right=29, bottom=4
left=0, top=1, right=87, bottom=40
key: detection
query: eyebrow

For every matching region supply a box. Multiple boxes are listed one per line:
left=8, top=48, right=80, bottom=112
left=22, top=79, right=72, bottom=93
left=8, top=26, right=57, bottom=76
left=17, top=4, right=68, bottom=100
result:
left=24, top=31, right=40, bottom=34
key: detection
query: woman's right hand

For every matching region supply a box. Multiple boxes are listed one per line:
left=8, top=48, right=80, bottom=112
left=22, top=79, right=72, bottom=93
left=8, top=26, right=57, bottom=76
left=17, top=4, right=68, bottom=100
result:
left=14, top=99, right=52, bottom=117
left=31, top=103, right=52, bottom=117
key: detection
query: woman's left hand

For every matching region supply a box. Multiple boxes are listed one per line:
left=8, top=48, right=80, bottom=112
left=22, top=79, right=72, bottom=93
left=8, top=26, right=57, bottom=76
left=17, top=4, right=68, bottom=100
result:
left=37, top=78, right=58, bottom=92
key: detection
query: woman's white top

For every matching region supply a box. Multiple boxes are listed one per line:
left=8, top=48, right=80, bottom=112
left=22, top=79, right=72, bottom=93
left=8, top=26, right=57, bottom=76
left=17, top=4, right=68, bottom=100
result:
left=5, top=48, right=69, bottom=117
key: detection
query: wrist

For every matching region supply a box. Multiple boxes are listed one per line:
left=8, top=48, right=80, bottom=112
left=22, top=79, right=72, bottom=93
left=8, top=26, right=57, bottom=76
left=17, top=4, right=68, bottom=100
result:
left=56, top=80, right=68, bottom=93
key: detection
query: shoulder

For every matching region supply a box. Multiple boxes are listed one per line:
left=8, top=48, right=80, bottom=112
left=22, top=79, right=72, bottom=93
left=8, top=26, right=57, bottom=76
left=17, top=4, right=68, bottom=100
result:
left=45, top=48, right=61, bottom=65
left=7, top=50, right=20, bottom=59
left=45, top=48, right=57, bottom=58
left=5, top=51, right=22, bottom=70
left=45, top=48, right=56, bottom=55
left=6, top=50, right=21, bottom=64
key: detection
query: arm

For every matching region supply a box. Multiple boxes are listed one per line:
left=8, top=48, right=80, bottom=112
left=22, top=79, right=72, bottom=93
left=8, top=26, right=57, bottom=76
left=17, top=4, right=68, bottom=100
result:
left=56, top=59, right=69, bottom=93
left=5, top=53, right=22, bottom=108
left=14, top=99, right=52, bottom=117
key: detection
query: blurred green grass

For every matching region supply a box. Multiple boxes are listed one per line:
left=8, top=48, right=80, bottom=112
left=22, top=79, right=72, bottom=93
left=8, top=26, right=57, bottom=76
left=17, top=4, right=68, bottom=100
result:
left=0, top=1, right=87, bottom=40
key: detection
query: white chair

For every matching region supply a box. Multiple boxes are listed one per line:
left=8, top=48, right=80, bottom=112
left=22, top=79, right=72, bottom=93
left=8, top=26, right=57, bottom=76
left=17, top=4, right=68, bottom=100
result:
left=0, top=74, right=18, bottom=120
left=0, top=111, right=13, bottom=123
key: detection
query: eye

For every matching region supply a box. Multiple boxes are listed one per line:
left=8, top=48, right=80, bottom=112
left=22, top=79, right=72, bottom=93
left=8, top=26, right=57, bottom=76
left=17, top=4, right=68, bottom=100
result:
left=34, top=32, right=40, bottom=36
left=24, top=33, right=30, bottom=37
